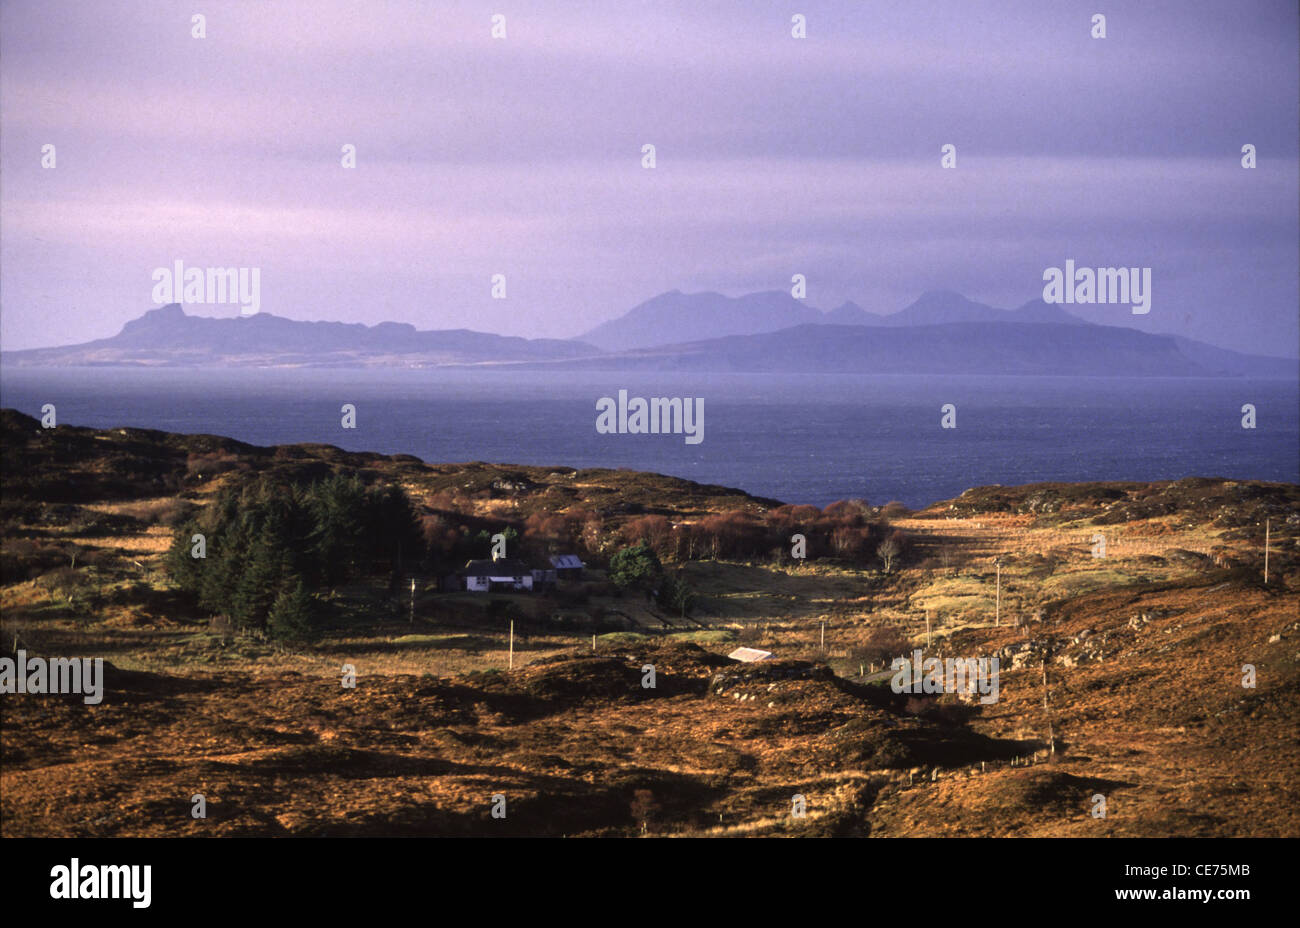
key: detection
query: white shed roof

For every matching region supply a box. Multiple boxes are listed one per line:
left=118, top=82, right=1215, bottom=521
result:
left=728, top=647, right=774, bottom=663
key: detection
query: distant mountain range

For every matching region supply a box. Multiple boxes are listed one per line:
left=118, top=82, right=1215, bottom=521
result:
left=539, top=321, right=1270, bottom=376
left=579, top=288, right=1087, bottom=351
left=2, top=291, right=1294, bottom=378
left=1, top=303, right=596, bottom=367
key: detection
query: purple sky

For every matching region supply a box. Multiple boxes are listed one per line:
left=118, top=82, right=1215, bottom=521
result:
left=2, top=0, right=1297, bottom=356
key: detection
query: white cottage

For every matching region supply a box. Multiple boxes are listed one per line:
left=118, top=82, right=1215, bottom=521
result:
left=463, top=558, right=533, bottom=592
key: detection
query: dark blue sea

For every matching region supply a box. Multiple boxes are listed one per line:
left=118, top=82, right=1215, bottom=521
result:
left=2, top=368, right=1296, bottom=508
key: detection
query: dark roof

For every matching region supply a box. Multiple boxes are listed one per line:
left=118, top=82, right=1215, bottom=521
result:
left=549, top=554, right=585, bottom=569
left=463, top=558, right=532, bottom=577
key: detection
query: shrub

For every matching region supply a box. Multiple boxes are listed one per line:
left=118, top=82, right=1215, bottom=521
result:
left=880, top=501, right=912, bottom=521
left=609, top=541, right=663, bottom=592
left=629, top=789, right=661, bottom=834
left=622, top=515, right=674, bottom=558
left=0, top=539, right=66, bottom=583
left=36, top=566, right=92, bottom=606
left=656, top=572, right=697, bottom=617
left=185, top=450, right=247, bottom=479
left=119, top=498, right=195, bottom=527
left=861, top=625, right=912, bottom=668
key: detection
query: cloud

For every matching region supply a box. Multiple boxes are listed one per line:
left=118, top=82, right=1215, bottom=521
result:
left=0, top=0, right=1295, bottom=355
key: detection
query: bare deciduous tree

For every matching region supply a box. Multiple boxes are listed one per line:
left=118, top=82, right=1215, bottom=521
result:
left=877, top=536, right=901, bottom=573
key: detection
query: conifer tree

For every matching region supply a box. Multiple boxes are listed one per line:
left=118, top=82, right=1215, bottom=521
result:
left=267, top=576, right=319, bottom=644
left=609, top=541, right=663, bottom=593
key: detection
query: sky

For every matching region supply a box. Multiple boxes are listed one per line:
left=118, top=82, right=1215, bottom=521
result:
left=1, top=0, right=1297, bottom=356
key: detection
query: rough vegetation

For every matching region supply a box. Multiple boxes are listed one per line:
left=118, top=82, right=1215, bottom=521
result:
left=2, top=410, right=1297, bottom=837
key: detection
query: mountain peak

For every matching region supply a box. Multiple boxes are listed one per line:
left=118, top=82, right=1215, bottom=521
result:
left=118, top=303, right=189, bottom=335
left=914, top=288, right=970, bottom=303
left=886, top=290, right=998, bottom=326
left=824, top=300, right=878, bottom=325
left=579, top=289, right=822, bottom=351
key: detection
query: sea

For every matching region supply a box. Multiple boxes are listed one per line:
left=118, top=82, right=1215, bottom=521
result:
left=1, top=367, right=1296, bottom=509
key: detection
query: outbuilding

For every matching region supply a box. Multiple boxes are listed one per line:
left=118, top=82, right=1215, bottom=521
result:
left=549, top=554, right=585, bottom=579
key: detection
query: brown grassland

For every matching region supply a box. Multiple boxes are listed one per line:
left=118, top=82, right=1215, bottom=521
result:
left=1, top=409, right=1297, bottom=837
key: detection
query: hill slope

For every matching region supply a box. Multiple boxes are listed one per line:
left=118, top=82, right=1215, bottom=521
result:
left=4, top=295, right=1292, bottom=376
left=579, top=289, right=825, bottom=351
left=528, top=321, right=1277, bottom=376
left=1, top=304, right=600, bottom=367
left=1, top=418, right=1296, bottom=837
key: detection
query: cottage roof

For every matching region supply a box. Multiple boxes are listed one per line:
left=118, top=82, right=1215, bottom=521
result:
left=549, top=554, right=585, bottom=569
left=463, top=558, right=532, bottom=577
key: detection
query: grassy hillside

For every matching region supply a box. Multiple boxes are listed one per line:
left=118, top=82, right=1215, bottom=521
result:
left=2, top=410, right=1297, bottom=837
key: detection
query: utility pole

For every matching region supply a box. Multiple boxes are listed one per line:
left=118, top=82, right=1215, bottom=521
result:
left=409, top=577, right=415, bottom=626
left=995, top=561, right=1001, bottom=627
left=509, top=620, right=514, bottom=670
left=820, top=621, right=825, bottom=652
left=1264, top=519, right=1270, bottom=584
left=1041, top=647, right=1056, bottom=756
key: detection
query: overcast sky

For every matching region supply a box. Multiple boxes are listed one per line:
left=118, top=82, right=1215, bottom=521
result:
left=2, top=0, right=1297, bottom=356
